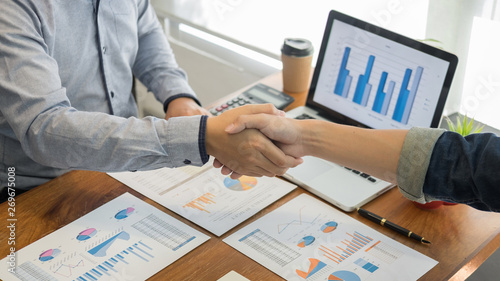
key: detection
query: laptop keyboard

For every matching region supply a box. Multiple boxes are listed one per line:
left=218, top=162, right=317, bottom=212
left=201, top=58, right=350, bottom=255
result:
left=293, top=113, right=378, bottom=183
left=295, top=113, right=316, bottom=120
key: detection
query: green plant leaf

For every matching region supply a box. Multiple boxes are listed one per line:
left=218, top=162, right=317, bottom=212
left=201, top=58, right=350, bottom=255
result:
left=447, top=114, right=484, bottom=136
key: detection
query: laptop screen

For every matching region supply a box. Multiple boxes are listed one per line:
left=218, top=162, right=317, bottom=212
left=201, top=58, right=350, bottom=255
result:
left=308, top=10, right=458, bottom=129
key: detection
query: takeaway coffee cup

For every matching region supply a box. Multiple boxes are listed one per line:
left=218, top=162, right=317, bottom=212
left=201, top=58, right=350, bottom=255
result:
left=281, top=38, right=314, bottom=93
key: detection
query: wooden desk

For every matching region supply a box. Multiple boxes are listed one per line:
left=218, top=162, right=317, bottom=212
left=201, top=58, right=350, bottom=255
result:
left=2, top=72, right=500, bottom=281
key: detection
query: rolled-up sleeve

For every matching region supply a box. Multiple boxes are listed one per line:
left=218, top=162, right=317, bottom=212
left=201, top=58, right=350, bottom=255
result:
left=396, top=127, right=445, bottom=203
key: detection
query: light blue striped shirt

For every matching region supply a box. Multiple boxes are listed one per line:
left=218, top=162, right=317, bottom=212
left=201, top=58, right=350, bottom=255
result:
left=0, top=0, right=207, bottom=190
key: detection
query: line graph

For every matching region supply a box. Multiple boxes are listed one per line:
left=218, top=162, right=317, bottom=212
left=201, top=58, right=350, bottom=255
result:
left=277, top=207, right=320, bottom=234
left=53, top=260, right=85, bottom=278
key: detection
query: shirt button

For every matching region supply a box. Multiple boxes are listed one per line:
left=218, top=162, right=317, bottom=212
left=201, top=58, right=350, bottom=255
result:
left=102, top=46, right=107, bottom=54
left=110, top=91, right=115, bottom=98
left=183, top=159, right=191, bottom=165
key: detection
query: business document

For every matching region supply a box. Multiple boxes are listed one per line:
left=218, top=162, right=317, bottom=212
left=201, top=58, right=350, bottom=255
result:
left=0, top=193, right=209, bottom=281
left=224, top=194, right=437, bottom=280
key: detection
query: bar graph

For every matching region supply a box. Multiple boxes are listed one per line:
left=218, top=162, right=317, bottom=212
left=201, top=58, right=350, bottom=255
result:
left=372, top=72, right=395, bottom=115
left=318, top=231, right=373, bottom=264
left=354, top=257, right=379, bottom=273
left=353, top=55, right=375, bottom=106
left=392, top=66, right=424, bottom=124
left=331, top=45, right=425, bottom=125
left=76, top=241, right=155, bottom=281
left=334, top=47, right=353, bottom=98
left=182, top=192, right=216, bottom=213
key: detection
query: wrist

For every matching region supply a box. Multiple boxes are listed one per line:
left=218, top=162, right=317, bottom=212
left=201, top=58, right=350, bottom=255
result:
left=163, top=94, right=201, bottom=113
left=298, top=120, right=324, bottom=157
left=205, top=116, right=219, bottom=156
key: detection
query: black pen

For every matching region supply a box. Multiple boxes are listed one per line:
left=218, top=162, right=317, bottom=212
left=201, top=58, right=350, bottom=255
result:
left=357, top=208, right=431, bottom=245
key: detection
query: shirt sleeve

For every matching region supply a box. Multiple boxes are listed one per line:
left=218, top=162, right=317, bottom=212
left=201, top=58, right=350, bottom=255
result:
left=422, top=131, right=500, bottom=211
left=132, top=0, right=198, bottom=105
left=0, top=1, right=207, bottom=176
left=396, top=127, right=445, bottom=203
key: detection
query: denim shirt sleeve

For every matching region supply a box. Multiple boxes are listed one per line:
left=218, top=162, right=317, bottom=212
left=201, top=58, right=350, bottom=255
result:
left=423, top=131, right=500, bottom=211
left=398, top=127, right=500, bottom=212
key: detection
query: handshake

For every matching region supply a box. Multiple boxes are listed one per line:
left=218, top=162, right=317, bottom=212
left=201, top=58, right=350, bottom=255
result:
left=205, top=104, right=308, bottom=179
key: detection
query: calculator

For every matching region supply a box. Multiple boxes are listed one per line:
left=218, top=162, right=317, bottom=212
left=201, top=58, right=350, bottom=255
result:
left=209, top=83, right=295, bottom=116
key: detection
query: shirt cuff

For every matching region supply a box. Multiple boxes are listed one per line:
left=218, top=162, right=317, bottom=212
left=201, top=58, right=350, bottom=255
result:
left=164, top=115, right=208, bottom=167
left=163, top=93, right=202, bottom=113
left=396, top=127, right=445, bottom=203
left=198, top=115, right=209, bottom=164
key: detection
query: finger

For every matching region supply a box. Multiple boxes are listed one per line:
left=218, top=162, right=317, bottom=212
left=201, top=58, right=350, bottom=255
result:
left=229, top=171, right=243, bottom=179
left=220, top=165, right=233, bottom=175
left=213, top=159, right=224, bottom=168
left=254, top=137, right=303, bottom=170
left=219, top=154, right=276, bottom=178
left=237, top=103, right=282, bottom=116
left=225, top=114, right=273, bottom=134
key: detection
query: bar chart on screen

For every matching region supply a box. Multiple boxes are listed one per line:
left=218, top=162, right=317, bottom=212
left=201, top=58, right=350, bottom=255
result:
left=332, top=45, right=425, bottom=125
left=312, top=19, right=451, bottom=130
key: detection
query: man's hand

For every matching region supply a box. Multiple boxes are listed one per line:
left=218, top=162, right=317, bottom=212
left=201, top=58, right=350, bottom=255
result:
left=225, top=114, right=307, bottom=158
left=206, top=104, right=302, bottom=178
left=165, top=97, right=211, bottom=119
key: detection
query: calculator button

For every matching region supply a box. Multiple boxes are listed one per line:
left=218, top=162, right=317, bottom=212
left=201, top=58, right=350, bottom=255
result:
left=221, top=104, right=229, bottom=109
left=238, top=100, right=247, bottom=106
left=216, top=106, right=223, bottom=111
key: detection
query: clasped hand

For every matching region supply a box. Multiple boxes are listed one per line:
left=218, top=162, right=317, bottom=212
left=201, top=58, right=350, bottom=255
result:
left=206, top=104, right=303, bottom=179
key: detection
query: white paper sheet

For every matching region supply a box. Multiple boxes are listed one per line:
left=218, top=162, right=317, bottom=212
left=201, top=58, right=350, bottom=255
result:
left=108, top=162, right=296, bottom=236
left=0, top=193, right=209, bottom=281
left=224, top=194, right=437, bottom=281
left=217, top=270, right=251, bottom=281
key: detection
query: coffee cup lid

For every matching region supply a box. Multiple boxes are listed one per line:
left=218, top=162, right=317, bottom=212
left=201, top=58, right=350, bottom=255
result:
left=281, top=38, right=313, bottom=57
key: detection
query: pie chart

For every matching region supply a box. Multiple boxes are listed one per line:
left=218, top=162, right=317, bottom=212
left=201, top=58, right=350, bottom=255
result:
left=321, top=221, right=338, bottom=233
left=328, top=270, right=361, bottom=281
left=39, top=248, right=61, bottom=262
left=115, top=207, right=135, bottom=219
left=297, top=236, right=315, bottom=248
left=224, top=176, right=257, bottom=191
left=77, top=228, right=97, bottom=241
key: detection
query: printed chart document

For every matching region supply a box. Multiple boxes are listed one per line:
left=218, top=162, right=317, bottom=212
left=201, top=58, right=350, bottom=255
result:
left=0, top=193, right=209, bottom=281
left=108, top=162, right=297, bottom=236
left=224, top=194, right=437, bottom=281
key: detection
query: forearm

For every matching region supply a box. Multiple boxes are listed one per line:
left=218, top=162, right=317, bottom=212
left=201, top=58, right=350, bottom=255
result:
left=22, top=108, right=205, bottom=171
left=298, top=120, right=407, bottom=183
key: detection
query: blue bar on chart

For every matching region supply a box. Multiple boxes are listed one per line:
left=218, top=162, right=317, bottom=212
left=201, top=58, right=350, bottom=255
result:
left=353, top=55, right=376, bottom=106
left=334, top=47, right=353, bottom=98
left=392, top=67, right=424, bottom=124
left=76, top=241, right=154, bottom=280
left=354, top=258, right=379, bottom=273
left=401, top=66, right=423, bottom=124
left=372, top=72, right=396, bottom=115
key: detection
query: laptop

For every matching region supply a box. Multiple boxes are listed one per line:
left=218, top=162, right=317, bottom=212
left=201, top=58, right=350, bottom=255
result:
left=283, top=10, right=458, bottom=212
